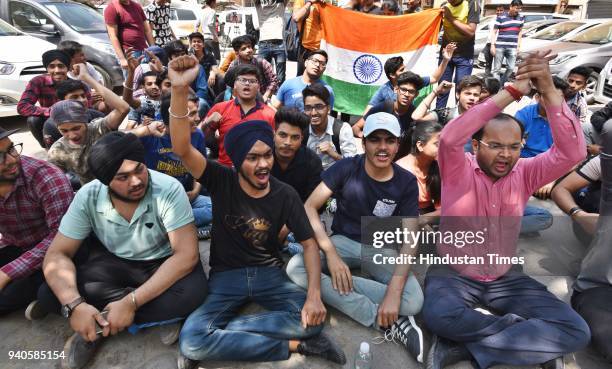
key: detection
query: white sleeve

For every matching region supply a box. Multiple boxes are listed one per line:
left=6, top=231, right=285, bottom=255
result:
left=339, top=122, right=357, bottom=158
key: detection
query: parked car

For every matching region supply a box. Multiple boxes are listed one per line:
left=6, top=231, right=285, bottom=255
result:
left=473, top=12, right=571, bottom=58
left=593, top=55, right=612, bottom=104
left=520, top=19, right=607, bottom=53
left=0, top=18, right=54, bottom=117
left=0, top=0, right=123, bottom=88
left=170, top=1, right=200, bottom=45
left=533, top=21, right=612, bottom=102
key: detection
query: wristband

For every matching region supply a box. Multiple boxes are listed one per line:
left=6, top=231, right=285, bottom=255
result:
left=130, top=291, right=138, bottom=310
left=569, top=206, right=583, bottom=217
left=505, top=85, right=523, bottom=102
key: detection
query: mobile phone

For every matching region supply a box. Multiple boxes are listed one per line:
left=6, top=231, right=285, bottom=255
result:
left=95, top=310, right=109, bottom=335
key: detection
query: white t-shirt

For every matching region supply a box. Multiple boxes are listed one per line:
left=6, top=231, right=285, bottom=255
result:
left=255, top=0, right=286, bottom=41
left=196, top=7, right=218, bottom=41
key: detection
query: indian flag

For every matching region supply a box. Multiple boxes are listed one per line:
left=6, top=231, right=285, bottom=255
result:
left=319, top=6, right=442, bottom=115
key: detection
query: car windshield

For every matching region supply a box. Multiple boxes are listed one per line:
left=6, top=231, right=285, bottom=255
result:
left=567, top=22, right=612, bottom=45
left=44, top=2, right=106, bottom=33
left=532, top=21, right=584, bottom=40
left=0, top=19, right=22, bottom=36
left=170, top=8, right=197, bottom=21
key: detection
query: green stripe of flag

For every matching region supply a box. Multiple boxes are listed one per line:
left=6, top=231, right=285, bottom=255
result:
left=322, top=75, right=434, bottom=116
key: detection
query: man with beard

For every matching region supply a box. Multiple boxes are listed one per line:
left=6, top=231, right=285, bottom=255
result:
left=423, top=51, right=589, bottom=369
left=272, top=107, right=322, bottom=202
left=47, top=64, right=130, bottom=185
left=17, top=50, right=92, bottom=148
left=271, top=50, right=334, bottom=112
left=201, top=64, right=275, bottom=167
left=169, top=55, right=345, bottom=369
left=0, top=128, right=73, bottom=318
left=38, top=132, right=207, bottom=369
left=287, top=112, right=426, bottom=363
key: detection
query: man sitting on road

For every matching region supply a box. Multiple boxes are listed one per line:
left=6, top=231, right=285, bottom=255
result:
left=39, top=132, right=208, bottom=369
left=0, top=128, right=73, bottom=319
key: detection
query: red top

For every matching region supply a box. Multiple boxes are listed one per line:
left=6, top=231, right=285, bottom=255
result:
left=204, top=99, right=276, bottom=167
left=104, top=0, right=148, bottom=51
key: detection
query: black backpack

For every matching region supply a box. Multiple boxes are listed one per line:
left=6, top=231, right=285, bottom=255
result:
left=303, top=118, right=344, bottom=154
left=284, top=12, right=303, bottom=62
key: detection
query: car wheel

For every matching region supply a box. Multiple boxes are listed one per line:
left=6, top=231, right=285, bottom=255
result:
left=585, top=70, right=600, bottom=104
left=91, top=63, right=112, bottom=88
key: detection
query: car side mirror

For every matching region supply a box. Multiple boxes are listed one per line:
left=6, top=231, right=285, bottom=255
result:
left=40, top=24, right=58, bottom=34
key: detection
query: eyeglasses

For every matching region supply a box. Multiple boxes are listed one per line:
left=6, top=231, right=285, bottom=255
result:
left=303, top=104, right=328, bottom=113
left=236, top=77, right=259, bottom=86
left=478, top=140, right=523, bottom=152
left=307, top=58, right=327, bottom=67
left=0, top=143, right=22, bottom=164
left=398, top=87, right=418, bottom=96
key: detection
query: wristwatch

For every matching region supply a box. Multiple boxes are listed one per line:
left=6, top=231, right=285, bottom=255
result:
left=61, top=296, right=85, bottom=319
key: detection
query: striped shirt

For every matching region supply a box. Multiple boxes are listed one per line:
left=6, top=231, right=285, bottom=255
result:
left=494, top=13, right=525, bottom=49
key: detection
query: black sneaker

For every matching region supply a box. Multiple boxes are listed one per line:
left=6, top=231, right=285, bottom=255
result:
left=426, top=335, right=471, bottom=369
left=542, top=357, right=564, bottom=369
left=376, top=316, right=425, bottom=363
left=297, top=332, right=347, bottom=365
left=61, top=333, right=100, bottom=369
left=24, top=300, right=48, bottom=321
left=197, top=226, right=211, bottom=240
left=177, top=350, right=198, bottom=369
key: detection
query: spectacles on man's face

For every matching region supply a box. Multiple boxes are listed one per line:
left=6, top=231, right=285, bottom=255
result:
left=303, top=103, right=328, bottom=113
left=478, top=140, right=523, bottom=152
left=236, top=77, right=259, bottom=86
left=308, top=58, right=327, bottom=67
left=0, top=143, right=22, bottom=164
left=398, top=86, right=418, bottom=96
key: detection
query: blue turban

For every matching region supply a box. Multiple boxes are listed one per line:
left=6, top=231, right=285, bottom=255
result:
left=224, top=120, right=274, bottom=169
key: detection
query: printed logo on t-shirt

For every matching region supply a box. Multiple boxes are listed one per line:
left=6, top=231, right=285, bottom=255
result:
left=372, top=199, right=397, bottom=217
left=225, top=215, right=272, bottom=248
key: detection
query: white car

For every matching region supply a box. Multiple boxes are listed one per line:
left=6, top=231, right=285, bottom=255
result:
left=594, top=56, right=612, bottom=104
left=520, top=19, right=608, bottom=53
left=0, top=19, right=54, bottom=118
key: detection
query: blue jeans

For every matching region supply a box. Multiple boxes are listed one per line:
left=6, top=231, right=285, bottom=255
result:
left=423, top=265, right=590, bottom=369
left=258, top=39, right=286, bottom=84
left=493, top=47, right=518, bottom=84
left=120, top=49, right=144, bottom=79
left=521, top=205, right=553, bottom=234
left=191, top=195, right=212, bottom=228
left=286, top=234, right=423, bottom=328
left=435, top=55, right=474, bottom=109
left=179, top=266, right=322, bottom=362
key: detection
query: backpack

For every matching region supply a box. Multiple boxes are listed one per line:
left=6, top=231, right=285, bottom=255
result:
left=284, top=12, right=304, bottom=62
left=303, top=117, right=344, bottom=154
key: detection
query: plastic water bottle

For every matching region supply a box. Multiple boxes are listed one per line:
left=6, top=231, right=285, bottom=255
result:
left=355, top=342, right=372, bottom=369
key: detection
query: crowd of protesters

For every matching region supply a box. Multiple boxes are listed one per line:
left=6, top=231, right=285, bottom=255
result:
left=2, top=0, right=612, bottom=368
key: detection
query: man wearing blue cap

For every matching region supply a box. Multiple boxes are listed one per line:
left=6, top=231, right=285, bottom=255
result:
left=286, top=112, right=426, bottom=363
left=169, top=55, right=345, bottom=369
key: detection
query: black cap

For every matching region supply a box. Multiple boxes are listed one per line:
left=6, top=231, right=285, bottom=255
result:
left=0, top=128, right=19, bottom=140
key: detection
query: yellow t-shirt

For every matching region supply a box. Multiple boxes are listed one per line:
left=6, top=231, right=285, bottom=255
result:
left=441, top=0, right=480, bottom=57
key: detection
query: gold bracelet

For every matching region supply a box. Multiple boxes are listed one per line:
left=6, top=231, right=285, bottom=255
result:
left=130, top=291, right=138, bottom=310
left=168, top=107, right=189, bottom=119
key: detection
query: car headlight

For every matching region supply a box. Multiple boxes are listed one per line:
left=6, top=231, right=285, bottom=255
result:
left=0, top=61, right=16, bottom=75
left=94, top=42, right=117, bottom=56
left=550, top=54, right=576, bottom=65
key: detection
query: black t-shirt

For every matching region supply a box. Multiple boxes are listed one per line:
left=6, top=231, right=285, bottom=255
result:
left=322, top=155, right=419, bottom=242
left=365, top=101, right=415, bottom=135
left=199, top=161, right=314, bottom=271
left=199, top=45, right=218, bottom=76
left=272, top=146, right=323, bottom=203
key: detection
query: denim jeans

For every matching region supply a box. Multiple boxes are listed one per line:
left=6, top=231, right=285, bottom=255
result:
left=179, top=266, right=322, bottom=362
left=424, top=265, right=590, bottom=369
left=435, top=55, right=474, bottom=109
left=493, top=47, right=518, bottom=84
left=258, top=39, right=286, bottom=84
left=119, top=49, right=144, bottom=80
left=191, top=195, right=212, bottom=228
left=520, top=205, right=553, bottom=234
left=286, top=234, right=423, bottom=328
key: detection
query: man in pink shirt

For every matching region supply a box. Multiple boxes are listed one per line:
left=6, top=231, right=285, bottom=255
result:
left=104, top=0, right=155, bottom=73
left=423, top=51, right=590, bottom=369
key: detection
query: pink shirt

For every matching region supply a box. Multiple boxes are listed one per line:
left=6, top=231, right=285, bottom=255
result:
left=436, top=98, right=585, bottom=281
